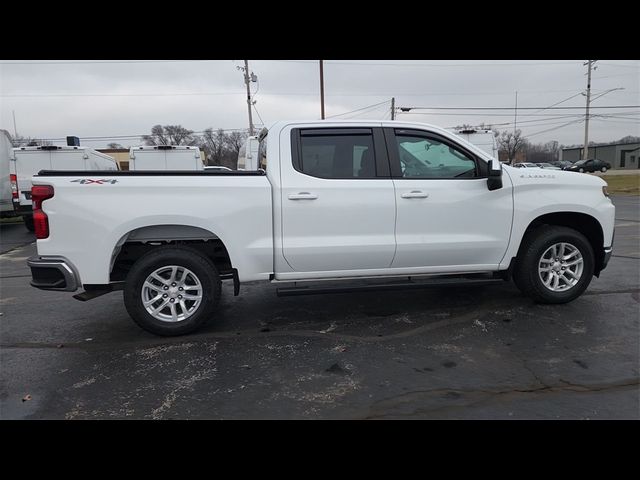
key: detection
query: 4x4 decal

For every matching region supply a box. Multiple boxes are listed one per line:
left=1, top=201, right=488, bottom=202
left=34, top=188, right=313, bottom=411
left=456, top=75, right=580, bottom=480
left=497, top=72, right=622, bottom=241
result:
left=70, top=179, right=118, bottom=184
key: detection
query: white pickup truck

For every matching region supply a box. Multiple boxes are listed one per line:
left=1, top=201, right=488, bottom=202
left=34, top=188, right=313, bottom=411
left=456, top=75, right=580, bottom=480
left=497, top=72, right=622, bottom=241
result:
left=27, top=121, right=615, bottom=336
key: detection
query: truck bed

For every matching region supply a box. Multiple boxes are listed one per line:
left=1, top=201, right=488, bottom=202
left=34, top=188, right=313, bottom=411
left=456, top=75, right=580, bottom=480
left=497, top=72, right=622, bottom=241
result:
left=32, top=170, right=274, bottom=285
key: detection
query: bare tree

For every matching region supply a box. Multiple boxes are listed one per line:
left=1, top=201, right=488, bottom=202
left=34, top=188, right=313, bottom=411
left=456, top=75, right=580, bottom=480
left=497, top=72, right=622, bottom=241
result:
left=544, top=140, right=560, bottom=162
left=106, top=142, right=125, bottom=149
left=494, top=129, right=527, bottom=165
left=225, top=130, right=248, bottom=155
left=199, top=128, right=227, bottom=165
left=142, top=125, right=197, bottom=146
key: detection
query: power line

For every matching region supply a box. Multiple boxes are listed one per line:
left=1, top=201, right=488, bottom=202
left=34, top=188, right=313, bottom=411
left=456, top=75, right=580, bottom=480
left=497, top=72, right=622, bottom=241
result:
left=0, top=60, right=212, bottom=65
left=31, top=128, right=249, bottom=142
left=1, top=60, right=591, bottom=67
left=527, top=119, right=586, bottom=138
left=326, top=99, right=391, bottom=118
left=598, top=62, right=640, bottom=68
left=4, top=89, right=637, bottom=99
left=265, top=60, right=584, bottom=67
left=399, top=105, right=640, bottom=111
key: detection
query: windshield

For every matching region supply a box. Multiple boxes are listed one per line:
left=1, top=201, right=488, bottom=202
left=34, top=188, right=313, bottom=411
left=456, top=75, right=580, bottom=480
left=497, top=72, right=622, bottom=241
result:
left=574, top=160, right=586, bottom=165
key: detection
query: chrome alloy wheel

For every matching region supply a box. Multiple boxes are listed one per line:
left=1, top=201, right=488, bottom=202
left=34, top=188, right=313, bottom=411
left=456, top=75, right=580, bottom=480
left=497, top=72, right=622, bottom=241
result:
left=538, top=242, right=584, bottom=292
left=141, top=265, right=203, bottom=322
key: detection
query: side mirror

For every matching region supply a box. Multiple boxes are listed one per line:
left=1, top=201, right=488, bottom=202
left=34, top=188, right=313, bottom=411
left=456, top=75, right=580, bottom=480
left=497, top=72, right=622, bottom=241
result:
left=487, top=158, right=503, bottom=191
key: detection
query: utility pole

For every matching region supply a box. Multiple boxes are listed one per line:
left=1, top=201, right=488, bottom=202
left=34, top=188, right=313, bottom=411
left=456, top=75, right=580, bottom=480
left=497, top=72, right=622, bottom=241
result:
left=583, top=60, right=596, bottom=160
left=243, top=60, right=255, bottom=136
left=12, top=110, right=18, bottom=139
left=391, top=97, right=395, bottom=120
left=514, top=91, right=518, bottom=134
left=319, top=60, right=325, bottom=119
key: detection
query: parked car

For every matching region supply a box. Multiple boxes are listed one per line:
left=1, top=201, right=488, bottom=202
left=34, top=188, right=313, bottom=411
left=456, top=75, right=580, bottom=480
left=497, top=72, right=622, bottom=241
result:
left=551, top=160, right=572, bottom=169
left=535, top=163, right=562, bottom=170
left=564, top=159, right=611, bottom=173
left=27, top=120, right=615, bottom=336
left=513, top=162, right=540, bottom=168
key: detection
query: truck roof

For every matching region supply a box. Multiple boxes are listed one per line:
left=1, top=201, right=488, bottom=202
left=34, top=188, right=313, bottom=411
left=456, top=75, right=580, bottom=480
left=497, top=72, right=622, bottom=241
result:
left=14, top=145, right=97, bottom=152
left=265, top=120, right=496, bottom=163
left=130, top=145, right=201, bottom=151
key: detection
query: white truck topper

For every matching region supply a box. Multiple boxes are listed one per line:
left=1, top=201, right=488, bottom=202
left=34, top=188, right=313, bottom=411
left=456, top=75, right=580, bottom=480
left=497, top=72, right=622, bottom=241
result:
left=129, top=145, right=204, bottom=171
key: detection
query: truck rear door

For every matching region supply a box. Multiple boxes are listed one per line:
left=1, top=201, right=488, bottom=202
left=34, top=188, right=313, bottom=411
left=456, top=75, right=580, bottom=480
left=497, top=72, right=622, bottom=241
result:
left=50, top=150, right=87, bottom=170
left=280, top=127, right=396, bottom=273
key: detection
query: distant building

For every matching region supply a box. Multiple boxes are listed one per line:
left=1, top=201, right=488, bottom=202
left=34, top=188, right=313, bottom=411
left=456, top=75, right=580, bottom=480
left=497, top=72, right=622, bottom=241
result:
left=498, top=150, right=527, bottom=164
left=561, top=142, right=640, bottom=170
left=97, top=148, right=130, bottom=170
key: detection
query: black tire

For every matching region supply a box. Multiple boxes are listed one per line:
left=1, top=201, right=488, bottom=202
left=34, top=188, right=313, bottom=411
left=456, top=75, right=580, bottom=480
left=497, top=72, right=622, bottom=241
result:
left=23, top=215, right=34, bottom=232
left=513, top=225, right=594, bottom=304
left=124, top=246, right=221, bottom=336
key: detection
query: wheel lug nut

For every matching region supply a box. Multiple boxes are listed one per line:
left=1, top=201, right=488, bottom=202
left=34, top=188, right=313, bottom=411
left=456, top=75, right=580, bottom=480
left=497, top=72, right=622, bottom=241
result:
left=163, top=286, right=169, bottom=290
left=172, top=282, right=176, bottom=287
left=179, top=287, right=183, bottom=291
left=163, top=294, right=168, bottom=298
left=178, top=295, right=182, bottom=299
left=170, top=298, right=175, bottom=303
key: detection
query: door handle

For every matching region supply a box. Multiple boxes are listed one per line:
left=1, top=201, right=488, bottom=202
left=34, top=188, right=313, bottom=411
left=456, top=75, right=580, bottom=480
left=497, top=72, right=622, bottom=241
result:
left=401, top=191, right=429, bottom=199
left=288, top=192, right=318, bottom=200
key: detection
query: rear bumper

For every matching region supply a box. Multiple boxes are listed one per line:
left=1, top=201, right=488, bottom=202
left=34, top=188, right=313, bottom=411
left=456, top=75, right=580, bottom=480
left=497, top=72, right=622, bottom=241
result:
left=27, top=256, right=80, bottom=292
left=14, top=203, right=32, bottom=215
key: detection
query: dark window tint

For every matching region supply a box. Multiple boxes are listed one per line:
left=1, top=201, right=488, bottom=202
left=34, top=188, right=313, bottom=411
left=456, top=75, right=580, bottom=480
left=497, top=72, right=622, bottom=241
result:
left=395, top=135, right=477, bottom=178
left=299, top=133, right=376, bottom=179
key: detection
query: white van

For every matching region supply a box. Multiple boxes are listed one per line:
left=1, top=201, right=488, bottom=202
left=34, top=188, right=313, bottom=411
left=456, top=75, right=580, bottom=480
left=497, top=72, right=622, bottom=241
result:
left=237, top=136, right=260, bottom=170
left=128, top=145, right=204, bottom=171
left=447, top=128, right=498, bottom=160
left=0, top=130, right=16, bottom=218
left=11, top=145, right=117, bottom=231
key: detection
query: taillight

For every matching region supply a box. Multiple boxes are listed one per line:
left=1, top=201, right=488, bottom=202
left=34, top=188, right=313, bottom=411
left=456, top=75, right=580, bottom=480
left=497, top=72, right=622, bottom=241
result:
left=31, top=185, right=54, bottom=239
left=10, top=174, right=18, bottom=199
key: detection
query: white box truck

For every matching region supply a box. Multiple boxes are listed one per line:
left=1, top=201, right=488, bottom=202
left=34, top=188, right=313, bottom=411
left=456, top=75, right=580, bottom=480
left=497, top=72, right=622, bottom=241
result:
left=0, top=130, right=16, bottom=218
left=11, top=145, right=117, bottom=231
left=447, top=128, right=498, bottom=160
left=128, top=145, right=204, bottom=171
left=237, top=136, right=260, bottom=170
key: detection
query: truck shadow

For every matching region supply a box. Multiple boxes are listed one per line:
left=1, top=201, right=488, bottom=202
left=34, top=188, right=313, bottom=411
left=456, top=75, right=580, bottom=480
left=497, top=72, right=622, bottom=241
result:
left=207, top=281, right=527, bottom=339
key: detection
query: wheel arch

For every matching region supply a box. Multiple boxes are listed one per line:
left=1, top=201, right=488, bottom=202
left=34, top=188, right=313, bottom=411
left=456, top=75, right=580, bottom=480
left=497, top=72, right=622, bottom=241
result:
left=109, top=224, right=234, bottom=282
left=517, top=212, right=605, bottom=276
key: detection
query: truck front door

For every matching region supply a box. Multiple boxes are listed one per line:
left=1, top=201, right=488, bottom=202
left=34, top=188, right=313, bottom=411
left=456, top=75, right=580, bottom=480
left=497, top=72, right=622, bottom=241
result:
left=385, top=128, right=513, bottom=271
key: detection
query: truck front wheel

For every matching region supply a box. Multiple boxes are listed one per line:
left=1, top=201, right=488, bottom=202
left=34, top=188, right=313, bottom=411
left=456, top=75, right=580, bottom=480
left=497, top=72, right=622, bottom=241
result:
left=124, top=246, right=221, bottom=336
left=513, top=225, right=594, bottom=304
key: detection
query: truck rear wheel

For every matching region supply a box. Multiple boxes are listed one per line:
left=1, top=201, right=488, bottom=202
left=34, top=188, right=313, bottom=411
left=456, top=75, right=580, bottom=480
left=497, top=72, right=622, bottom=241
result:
left=23, top=215, right=34, bottom=232
left=124, top=246, right=221, bottom=336
left=513, top=225, right=594, bottom=304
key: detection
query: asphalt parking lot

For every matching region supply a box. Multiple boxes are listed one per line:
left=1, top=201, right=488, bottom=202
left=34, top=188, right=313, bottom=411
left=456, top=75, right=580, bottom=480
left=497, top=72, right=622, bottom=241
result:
left=1, top=195, right=638, bottom=419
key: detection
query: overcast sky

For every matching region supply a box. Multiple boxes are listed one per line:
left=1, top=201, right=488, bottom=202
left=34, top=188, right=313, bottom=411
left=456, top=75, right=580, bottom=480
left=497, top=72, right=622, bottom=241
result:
left=0, top=60, right=638, bottom=148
